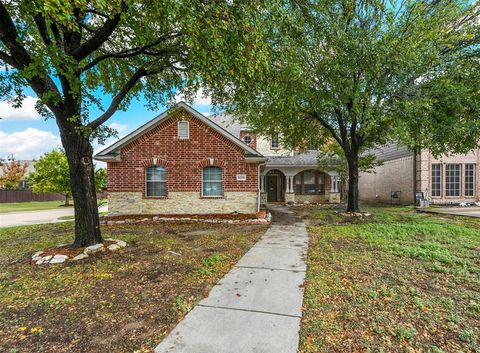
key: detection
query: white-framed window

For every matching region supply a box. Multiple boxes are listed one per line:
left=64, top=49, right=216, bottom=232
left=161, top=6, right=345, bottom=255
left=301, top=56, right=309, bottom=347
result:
left=465, top=163, right=476, bottom=197
left=271, top=134, right=279, bottom=149
left=446, top=164, right=461, bottom=197
left=202, top=166, right=223, bottom=197
left=243, top=135, right=252, bottom=145
left=178, top=121, right=189, bottom=139
left=431, top=164, right=442, bottom=197
left=145, top=166, right=167, bottom=197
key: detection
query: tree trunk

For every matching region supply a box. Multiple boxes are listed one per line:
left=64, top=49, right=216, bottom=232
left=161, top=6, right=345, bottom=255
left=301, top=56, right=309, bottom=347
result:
left=58, top=115, right=103, bottom=247
left=64, top=194, right=70, bottom=206
left=346, top=151, right=361, bottom=213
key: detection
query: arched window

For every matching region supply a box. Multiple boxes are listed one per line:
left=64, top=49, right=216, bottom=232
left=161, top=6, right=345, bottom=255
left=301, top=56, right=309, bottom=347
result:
left=202, top=166, right=223, bottom=197
left=243, top=135, right=252, bottom=145
left=145, top=166, right=167, bottom=197
left=294, top=170, right=325, bottom=195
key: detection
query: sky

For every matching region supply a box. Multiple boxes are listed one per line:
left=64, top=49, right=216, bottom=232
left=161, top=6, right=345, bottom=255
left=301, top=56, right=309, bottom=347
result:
left=0, top=87, right=214, bottom=163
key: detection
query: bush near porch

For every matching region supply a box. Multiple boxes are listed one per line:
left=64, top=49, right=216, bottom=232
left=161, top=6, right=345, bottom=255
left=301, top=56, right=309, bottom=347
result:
left=299, top=204, right=480, bottom=353
left=0, top=221, right=267, bottom=352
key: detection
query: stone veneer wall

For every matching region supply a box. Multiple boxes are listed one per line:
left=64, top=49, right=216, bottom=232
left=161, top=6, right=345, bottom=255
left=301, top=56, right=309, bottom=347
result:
left=359, top=156, right=415, bottom=203
left=109, top=191, right=258, bottom=215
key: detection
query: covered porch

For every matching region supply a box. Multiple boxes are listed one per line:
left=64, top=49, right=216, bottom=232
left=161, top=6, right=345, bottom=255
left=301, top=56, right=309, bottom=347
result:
left=260, top=166, right=341, bottom=206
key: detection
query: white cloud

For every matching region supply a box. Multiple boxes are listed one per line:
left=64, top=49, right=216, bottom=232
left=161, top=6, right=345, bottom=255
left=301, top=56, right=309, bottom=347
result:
left=0, top=128, right=61, bottom=160
left=108, top=122, right=129, bottom=133
left=201, top=112, right=211, bottom=117
left=174, top=88, right=212, bottom=106
left=0, top=96, right=41, bottom=121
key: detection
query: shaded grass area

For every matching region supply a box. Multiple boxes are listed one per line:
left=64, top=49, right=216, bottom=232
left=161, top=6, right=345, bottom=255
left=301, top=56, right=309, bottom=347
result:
left=299, top=205, right=480, bottom=353
left=0, top=221, right=267, bottom=353
left=0, top=200, right=70, bottom=213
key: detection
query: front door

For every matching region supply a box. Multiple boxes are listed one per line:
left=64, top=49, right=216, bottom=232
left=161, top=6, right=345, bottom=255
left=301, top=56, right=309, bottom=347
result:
left=266, top=175, right=278, bottom=202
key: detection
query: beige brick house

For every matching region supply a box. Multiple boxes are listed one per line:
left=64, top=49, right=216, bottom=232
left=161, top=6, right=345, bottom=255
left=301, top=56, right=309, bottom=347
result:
left=359, top=143, right=479, bottom=204
left=94, top=102, right=340, bottom=216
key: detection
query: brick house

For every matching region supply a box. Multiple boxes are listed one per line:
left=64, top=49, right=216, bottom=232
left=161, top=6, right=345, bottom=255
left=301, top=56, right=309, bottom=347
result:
left=94, top=102, right=341, bottom=216
left=358, top=143, right=479, bottom=204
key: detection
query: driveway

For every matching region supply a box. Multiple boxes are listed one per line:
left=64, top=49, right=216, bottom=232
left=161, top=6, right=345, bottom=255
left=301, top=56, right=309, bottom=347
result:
left=0, top=206, right=108, bottom=228
left=418, top=207, right=480, bottom=218
left=155, top=204, right=308, bottom=353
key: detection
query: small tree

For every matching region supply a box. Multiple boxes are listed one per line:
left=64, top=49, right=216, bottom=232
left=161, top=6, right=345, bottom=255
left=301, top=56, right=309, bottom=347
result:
left=28, top=150, right=106, bottom=206
left=0, top=157, right=29, bottom=189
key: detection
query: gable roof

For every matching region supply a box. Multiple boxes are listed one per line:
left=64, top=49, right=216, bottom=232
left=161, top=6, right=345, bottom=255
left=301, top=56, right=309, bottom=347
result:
left=93, top=102, right=265, bottom=162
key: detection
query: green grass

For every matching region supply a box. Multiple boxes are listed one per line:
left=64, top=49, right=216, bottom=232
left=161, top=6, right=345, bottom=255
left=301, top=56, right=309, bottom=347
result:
left=0, top=221, right=267, bottom=352
left=300, top=204, right=480, bottom=353
left=0, top=200, right=69, bottom=213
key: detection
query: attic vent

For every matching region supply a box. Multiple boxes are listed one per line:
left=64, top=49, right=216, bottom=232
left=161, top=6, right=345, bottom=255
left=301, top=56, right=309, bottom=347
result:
left=178, top=121, right=189, bottom=139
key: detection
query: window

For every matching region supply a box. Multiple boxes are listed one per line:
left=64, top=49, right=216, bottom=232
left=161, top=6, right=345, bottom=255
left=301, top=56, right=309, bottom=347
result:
left=178, top=121, right=189, bottom=139
left=332, top=176, right=340, bottom=192
left=243, top=135, right=252, bottom=145
left=145, top=166, right=167, bottom=197
left=271, top=134, right=279, bottom=149
left=431, top=164, right=442, bottom=197
left=202, top=166, right=223, bottom=197
left=294, top=170, right=325, bottom=195
left=465, top=164, right=476, bottom=197
left=303, top=170, right=317, bottom=194
left=445, top=164, right=461, bottom=197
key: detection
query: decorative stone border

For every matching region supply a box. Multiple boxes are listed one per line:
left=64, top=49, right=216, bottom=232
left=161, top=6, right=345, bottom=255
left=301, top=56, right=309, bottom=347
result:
left=99, top=213, right=271, bottom=226
left=31, top=238, right=127, bottom=265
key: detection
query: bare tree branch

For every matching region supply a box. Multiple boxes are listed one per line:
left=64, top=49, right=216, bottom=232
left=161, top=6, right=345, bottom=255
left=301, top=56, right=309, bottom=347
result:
left=71, top=1, right=127, bottom=60
left=87, top=67, right=147, bottom=129
left=0, top=49, right=15, bottom=66
left=81, top=33, right=182, bottom=72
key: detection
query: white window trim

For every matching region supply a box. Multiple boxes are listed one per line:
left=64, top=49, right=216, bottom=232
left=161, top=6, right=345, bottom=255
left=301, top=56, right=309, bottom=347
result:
left=464, top=163, right=476, bottom=197
left=178, top=120, right=190, bottom=140
left=145, top=166, right=167, bottom=197
left=271, top=134, right=280, bottom=149
left=202, top=166, right=223, bottom=197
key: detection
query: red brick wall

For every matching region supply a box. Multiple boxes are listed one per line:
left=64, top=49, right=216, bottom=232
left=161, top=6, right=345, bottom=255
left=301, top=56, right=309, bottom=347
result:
left=239, top=131, right=257, bottom=150
left=107, top=110, right=259, bottom=194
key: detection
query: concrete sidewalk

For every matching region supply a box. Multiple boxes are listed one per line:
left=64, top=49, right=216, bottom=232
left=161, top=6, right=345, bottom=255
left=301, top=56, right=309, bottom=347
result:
left=155, top=205, right=308, bottom=353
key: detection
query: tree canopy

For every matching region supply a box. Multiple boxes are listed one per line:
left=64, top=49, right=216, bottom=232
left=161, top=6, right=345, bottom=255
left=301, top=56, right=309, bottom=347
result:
left=0, top=157, right=29, bottom=189
left=0, top=0, right=275, bottom=246
left=212, top=0, right=480, bottom=211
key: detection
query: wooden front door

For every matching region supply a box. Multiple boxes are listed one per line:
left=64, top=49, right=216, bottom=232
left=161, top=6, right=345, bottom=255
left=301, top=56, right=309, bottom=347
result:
left=266, top=175, right=278, bottom=202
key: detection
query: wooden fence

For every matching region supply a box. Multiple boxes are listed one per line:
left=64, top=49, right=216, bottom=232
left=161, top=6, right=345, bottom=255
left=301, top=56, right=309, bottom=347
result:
left=0, top=189, right=108, bottom=203
left=0, top=190, right=65, bottom=203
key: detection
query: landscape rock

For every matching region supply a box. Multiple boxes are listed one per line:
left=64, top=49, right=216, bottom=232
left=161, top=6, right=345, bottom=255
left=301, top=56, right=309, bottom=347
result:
left=84, top=243, right=104, bottom=254
left=107, top=244, right=121, bottom=251
left=49, top=255, right=68, bottom=264
left=72, top=253, right=89, bottom=261
left=116, top=240, right=127, bottom=247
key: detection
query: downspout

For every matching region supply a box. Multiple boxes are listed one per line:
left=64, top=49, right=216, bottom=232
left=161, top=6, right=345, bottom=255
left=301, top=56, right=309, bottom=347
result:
left=413, top=150, right=417, bottom=204
left=257, top=163, right=264, bottom=212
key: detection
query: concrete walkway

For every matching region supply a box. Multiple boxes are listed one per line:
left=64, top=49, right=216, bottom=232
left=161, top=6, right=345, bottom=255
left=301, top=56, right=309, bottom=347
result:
left=0, top=206, right=108, bottom=228
left=155, top=204, right=308, bottom=353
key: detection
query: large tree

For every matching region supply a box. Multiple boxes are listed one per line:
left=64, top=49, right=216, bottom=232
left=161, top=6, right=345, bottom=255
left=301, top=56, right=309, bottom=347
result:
left=213, top=0, right=480, bottom=212
left=0, top=0, right=272, bottom=246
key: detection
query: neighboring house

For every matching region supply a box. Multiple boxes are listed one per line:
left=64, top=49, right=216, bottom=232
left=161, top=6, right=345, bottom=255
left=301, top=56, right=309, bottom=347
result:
left=94, top=102, right=341, bottom=216
left=359, top=143, right=479, bottom=204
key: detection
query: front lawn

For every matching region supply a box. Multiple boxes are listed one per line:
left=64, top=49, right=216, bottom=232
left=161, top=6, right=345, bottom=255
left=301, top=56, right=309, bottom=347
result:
left=299, top=205, right=480, bottom=353
left=0, top=200, right=70, bottom=213
left=0, top=221, right=267, bottom=352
